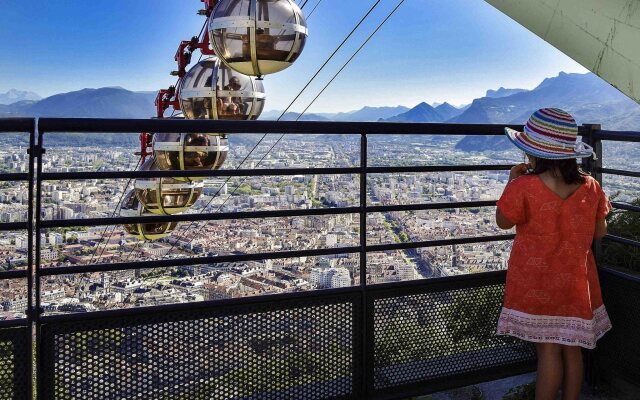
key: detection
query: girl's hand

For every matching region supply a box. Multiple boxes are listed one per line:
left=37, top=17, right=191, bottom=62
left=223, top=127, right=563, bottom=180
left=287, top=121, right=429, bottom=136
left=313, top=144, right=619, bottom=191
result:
left=509, top=163, right=529, bottom=182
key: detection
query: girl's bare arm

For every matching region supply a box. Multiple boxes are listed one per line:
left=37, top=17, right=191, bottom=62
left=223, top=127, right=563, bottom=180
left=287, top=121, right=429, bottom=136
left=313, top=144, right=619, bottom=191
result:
left=496, top=209, right=515, bottom=230
left=495, top=163, right=529, bottom=230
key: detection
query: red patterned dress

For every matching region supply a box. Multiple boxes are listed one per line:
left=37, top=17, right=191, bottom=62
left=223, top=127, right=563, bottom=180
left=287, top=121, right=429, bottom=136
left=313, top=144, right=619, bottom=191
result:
left=496, top=174, right=612, bottom=349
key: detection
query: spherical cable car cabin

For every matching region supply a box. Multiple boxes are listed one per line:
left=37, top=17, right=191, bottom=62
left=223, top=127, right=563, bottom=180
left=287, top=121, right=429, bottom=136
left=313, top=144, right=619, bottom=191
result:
left=134, top=159, right=204, bottom=215
left=153, top=132, right=229, bottom=181
left=120, top=190, right=178, bottom=241
left=208, top=0, right=308, bottom=76
left=179, top=57, right=265, bottom=120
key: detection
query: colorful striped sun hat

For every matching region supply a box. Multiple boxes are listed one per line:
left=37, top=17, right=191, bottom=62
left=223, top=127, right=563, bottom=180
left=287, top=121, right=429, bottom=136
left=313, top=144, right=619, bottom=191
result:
left=504, top=108, right=596, bottom=159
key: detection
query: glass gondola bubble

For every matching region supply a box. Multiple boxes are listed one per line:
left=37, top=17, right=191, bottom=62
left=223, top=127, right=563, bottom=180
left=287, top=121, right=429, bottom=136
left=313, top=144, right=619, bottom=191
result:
left=179, top=57, right=265, bottom=120
left=153, top=132, right=229, bottom=181
left=120, top=190, right=178, bottom=241
left=134, top=159, right=204, bottom=215
left=208, top=0, right=308, bottom=77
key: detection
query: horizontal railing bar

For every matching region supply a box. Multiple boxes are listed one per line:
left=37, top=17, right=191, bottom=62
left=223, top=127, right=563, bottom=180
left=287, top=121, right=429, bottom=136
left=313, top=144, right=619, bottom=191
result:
left=599, top=167, right=640, bottom=178
left=37, top=118, right=528, bottom=136
left=611, top=202, right=640, bottom=213
left=366, top=165, right=512, bottom=173
left=40, top=234, right=514, bottom=276
left=0, top=319, right=28, bottom=329
left=0, top=118, right=34, bottom=133
left=369, top=200, right=497, bottom=213
left=40, top=164, right=515, bottom=181
left=40, top=167, right=360, bottom=180
left=593, top=130, right=640, bottom=142
left=0, top=172, right=29, bottom=182
left=0, top=269, right=28, bottom=280
left=39, top=286, right=361, bottom=324
left=602, top=234, right=640, bottom=248
left=41, top=207, right=361, bottom=228
left=0, top=222, right=28, bottom=231
left=598, top=265, right=640, bottom=284
left=367, top=234, right=514, bottom=253
left=39, top=246, right=362, bottom=276
left=40, top=201, right=498, bottom=228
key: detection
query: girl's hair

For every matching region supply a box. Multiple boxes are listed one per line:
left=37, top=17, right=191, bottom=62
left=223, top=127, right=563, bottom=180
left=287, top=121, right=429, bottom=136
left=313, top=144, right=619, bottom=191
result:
left=528, top=156, right=589, bottom=184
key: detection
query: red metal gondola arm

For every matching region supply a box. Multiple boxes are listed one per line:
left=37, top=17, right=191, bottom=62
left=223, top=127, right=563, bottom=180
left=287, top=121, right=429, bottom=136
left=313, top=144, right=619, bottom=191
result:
left=154, top=87, right=180, bottom=119
left=173, top=34, right=215, bottom=78
left=138, top=132, right=154, bottom=162
left=138, top=1, right=219, bottom=161
left=199, top=0, right=217, bottom=17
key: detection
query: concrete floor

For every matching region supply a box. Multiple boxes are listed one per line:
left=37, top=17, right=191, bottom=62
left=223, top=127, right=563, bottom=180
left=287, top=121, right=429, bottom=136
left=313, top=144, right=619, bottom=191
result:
left=412, top=372, right=638, bottom=400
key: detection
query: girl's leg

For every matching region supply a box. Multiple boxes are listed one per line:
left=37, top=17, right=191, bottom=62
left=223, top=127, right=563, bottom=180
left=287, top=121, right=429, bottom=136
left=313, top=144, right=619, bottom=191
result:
left=560, top=345, right=583, bottom=400
left=535, top=342, right=563, bottom=400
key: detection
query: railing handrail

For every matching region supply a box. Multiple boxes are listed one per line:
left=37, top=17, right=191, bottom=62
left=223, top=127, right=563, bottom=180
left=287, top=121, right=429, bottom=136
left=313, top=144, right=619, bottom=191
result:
left=0, top=117, right=35, bottom=132
left=593, top=129, right=640, bottom=142
left=36, top=117, right=530, bottom=135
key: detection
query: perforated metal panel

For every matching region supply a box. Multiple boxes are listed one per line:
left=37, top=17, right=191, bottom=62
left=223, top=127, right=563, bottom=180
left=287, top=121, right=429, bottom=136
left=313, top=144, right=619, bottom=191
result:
left=369, top=273, right=536, bottom=397
left=40, top=292, right=362, bottom=400
left=596, top=268, right=640, bottom=384
left=0, top=326, right=29, bottom=400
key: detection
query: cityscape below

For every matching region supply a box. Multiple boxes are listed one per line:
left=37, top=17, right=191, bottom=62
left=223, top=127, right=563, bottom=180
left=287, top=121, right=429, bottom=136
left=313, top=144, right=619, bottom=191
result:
left=1, top=134, right=637, bottom=319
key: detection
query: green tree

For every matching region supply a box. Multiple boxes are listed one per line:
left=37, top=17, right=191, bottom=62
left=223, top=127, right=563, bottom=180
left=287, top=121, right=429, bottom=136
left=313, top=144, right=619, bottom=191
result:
left=601, top=196, right=640, bottom=274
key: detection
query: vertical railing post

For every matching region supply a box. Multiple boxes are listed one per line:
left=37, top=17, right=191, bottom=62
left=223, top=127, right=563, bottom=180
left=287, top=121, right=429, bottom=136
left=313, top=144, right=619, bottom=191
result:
left=359, top=133, right=369, bottom=398
left=34, top=126, right=45, bottom=400
left=582, top=124, right=603, bottom=261
left=25, top=118, right=36, bottom=400
left=581, top=123, right=603, bottom=388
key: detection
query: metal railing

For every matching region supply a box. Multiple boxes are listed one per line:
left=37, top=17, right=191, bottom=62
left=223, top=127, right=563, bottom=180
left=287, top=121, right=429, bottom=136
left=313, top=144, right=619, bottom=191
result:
left=586, top=125, right=640, bottom=387
left=0, top=117, right=637, bottom=399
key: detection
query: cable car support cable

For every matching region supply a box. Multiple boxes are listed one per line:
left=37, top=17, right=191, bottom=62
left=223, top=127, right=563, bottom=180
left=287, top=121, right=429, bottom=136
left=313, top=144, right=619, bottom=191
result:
left=176, top=0, right=406, bottom=253
left=144, top=0, right=389, bottom=259
left=87, top=157, right=143, bottom=264
left=306, top=0, right=324, bottom=20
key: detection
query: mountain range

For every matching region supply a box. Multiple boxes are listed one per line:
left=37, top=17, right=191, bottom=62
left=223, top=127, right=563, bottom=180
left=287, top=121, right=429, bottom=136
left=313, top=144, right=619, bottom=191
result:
left=260, top=105, right=411, bottom=122
left=451, top=72, right=640, bottom=150
left=0, top=88, right=156, bottom=119
left=2, top=72, right=639, bottom=150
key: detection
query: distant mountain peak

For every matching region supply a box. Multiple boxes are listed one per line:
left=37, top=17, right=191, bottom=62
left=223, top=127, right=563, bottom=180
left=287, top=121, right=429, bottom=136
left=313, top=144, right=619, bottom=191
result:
left=434, top=102, right=463, bottom=121
left=382, top=102, right=444, bottom=123
left=485, top=87, right=528, bottom=99
left=0, top=89, right=42, bottom=105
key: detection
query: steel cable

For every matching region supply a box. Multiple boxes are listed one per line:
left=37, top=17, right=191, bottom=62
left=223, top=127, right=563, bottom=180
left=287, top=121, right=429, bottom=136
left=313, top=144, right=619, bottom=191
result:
left=178, top=0, right=406, bottom=252
left=306, top=0, right=324, bottom=20
left=87, top=157, right=142, bottom=264
left=151, top=0, right=388, bottom=257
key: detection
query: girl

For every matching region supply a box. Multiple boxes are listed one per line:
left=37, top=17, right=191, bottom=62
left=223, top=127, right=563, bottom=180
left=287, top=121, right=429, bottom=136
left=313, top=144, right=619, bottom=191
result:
left=495, top=108, right=612, bottom=400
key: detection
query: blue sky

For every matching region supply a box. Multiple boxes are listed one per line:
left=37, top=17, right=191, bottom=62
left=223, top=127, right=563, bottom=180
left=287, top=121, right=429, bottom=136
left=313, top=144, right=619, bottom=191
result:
left=0, top=0, right=587, bottom=112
